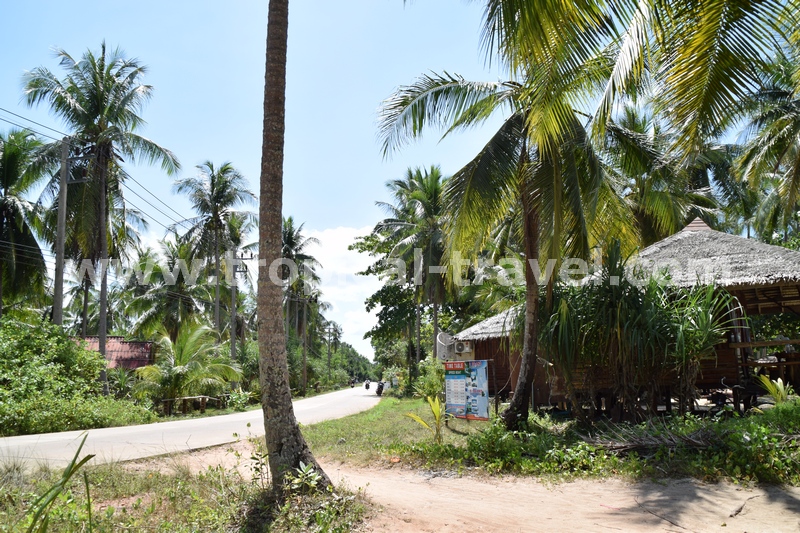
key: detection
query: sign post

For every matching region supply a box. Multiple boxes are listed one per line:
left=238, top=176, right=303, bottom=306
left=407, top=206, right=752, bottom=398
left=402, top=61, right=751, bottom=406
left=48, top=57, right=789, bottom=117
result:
left=444, top=360, right=489, bottom=420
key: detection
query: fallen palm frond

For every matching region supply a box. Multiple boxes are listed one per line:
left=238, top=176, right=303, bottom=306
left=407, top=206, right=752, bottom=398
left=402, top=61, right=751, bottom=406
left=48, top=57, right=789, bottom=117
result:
left=580, top=419, right=720, bottom=454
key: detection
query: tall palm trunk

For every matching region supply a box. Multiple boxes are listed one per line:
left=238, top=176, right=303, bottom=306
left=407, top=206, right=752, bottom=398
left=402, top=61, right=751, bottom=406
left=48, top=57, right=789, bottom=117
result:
left=502, top=170, right=539, bottom=431
left=98, top=146, right=110, bottom=396
left=258, top=0, right=329, bottom=495
left=432, top=301, right=438, bottom=360
left=415, top=299, right=421, bottom=362
left=215, top=228, right=220, bottom=333
left=81, top=276, right=89, bottom=338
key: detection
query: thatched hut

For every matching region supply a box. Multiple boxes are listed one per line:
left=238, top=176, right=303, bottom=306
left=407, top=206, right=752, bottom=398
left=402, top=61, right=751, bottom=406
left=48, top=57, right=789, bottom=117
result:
left=453, top=309, right=555, bottom=404
left=453, top=219, right=800, bottom=410
left=637, top=218, right=800, bottom=315
left=636, top=219, right=800, bottom=396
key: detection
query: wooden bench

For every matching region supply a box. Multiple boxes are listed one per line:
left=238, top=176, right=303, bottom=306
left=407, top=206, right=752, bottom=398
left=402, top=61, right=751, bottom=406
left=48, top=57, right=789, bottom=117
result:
left=161, top=395, right=224, bottom=416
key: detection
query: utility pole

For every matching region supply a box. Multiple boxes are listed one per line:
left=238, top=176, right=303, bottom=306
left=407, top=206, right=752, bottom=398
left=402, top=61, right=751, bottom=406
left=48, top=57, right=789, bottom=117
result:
left=53, top=138, right=69, bottom=325
left=301, top=299, right=308, bottom=394
left=53, top=137, right=90, bottom=327
left=230, top=254, right=237, bottom=365
left=327, top=325, right=332, bottom=383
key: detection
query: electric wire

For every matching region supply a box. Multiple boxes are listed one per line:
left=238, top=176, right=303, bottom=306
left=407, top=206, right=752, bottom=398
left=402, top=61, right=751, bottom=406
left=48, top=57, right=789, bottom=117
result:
left=126, top=175, right=192, bottom=225
left=121, top=183, right=190, bottom=230
left=0, top=116, right=63, bottom=143
left=0, top=106, right=70, bottom=138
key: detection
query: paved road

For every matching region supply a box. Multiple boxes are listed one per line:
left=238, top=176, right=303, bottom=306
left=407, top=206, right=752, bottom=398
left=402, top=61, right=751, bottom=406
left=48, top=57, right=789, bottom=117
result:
left=0, top=386, right=381, bottom=469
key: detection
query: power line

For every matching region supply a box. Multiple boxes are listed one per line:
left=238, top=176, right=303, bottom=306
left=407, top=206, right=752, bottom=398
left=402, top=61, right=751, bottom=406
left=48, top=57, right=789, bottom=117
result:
left=0, top=238, right=57, bottom=258
left=122, top=183, right=190, bottom=230
left=0, top=106, right=70, bottom=137
left=0, top=242, right=56, bottom=263
left=126, top=175, right=192, bottom=224
left=123, top=197, right=172, bottom=231
left=0, top=116, right=63, bottom=143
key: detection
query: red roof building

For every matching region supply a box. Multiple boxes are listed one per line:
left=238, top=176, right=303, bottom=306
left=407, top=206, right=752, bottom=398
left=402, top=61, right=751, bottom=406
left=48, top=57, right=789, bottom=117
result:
left=81, top=336, right=155, bottom=369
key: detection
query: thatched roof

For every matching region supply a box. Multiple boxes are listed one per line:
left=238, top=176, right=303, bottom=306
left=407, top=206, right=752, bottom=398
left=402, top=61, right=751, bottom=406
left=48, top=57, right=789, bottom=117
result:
left=636, top=219, right=800, bottom=290
left=455, top=308, right=520, bottom=341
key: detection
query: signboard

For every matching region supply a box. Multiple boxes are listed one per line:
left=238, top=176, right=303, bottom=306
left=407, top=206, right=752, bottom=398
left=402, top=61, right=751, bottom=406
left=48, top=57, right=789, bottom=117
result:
left=444, top=360, right=489, bottom=420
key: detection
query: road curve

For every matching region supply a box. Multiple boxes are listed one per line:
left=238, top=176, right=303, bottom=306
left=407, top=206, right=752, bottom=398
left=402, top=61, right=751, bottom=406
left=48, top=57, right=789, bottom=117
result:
left=0, top=386, right=381, bottom=469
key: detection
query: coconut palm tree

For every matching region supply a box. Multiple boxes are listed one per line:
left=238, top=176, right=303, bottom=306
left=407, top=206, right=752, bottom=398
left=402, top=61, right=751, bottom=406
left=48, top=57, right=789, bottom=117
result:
left=0, top=130, right=49, bottom=317
left=173, top=161, right=255, bottom=334
left=38, top=162, right=148, bottom=335
left=480, top=0, right=794, bottom=160
left=602, top=106, right=718, bottom=246
left=258, top=0, right=330, bottom=492
left=281, top=215, right=321, bottom=335
left=134, top=322, right=241, bottom=406
left=126, top=236, right=212, bottom=343
left=380, top=67, right=630, bottom=429
left=24, top=42, right=180, bottom=390
left=375, top=166, right=448, bottom=360
left=737, top=49, right=800, bottom=236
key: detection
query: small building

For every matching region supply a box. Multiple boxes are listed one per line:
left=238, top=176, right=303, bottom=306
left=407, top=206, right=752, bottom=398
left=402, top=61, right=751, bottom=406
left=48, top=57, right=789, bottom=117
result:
left=81, top=336, right=155, bottom=370
left=453, top=309, right=553, bottom=404
left=453, top=219, right=800, bottom=408
left=637, top=218, right=800, bottom=394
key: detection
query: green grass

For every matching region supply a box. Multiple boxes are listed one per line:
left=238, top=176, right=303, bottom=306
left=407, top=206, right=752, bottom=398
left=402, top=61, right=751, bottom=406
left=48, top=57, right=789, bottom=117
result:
left=304, top=396, right=800, bottom=484
left=0, top=447, right=369, bottom=532
left=302, top=397, right=488, bottom=465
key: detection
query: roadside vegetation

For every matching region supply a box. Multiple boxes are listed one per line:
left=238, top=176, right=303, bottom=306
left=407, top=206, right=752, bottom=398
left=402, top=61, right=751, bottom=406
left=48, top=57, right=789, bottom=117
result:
left=304, top=397, right=800, bottom=485
left=0, top=319, right=154, bottom=437
left=0, top=442, right=369, bottom=532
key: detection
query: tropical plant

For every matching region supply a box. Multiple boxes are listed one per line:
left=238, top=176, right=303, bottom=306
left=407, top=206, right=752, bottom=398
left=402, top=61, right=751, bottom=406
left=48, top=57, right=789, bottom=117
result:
left=405, top=396, right=449, bottom=445
left=478, top=0, right=794, bottom=160
left=375, top=166, right=449, bottom=361
left=413, top=355, right=444, bottom=399
left=24, top=41, right=180, bottom=388
left=379, top=66, right=629, bottom=429
left=544, top=240, right=740, bottom=418
left=172, top=161, right=255, bottom=333
left=281, top=215, right=321, bottom=339
left=258, top=0, right=330, bottom=493
left=737, top=48, right=800, bottom=238
left=670, top=283, right=739, bottom=412
left=0, top=129, right=49, bottom=318
left=134, top=322, right=241, bottom=404
left=17, top=434, right=94, bottom=533
left=757, top=375, right=796, bottom=405
left=126, top=236, right=211, bottom=342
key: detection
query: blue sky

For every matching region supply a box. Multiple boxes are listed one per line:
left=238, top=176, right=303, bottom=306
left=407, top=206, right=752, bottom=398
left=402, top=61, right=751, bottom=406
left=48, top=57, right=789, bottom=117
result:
left=0, top=1, right=503, bottom=358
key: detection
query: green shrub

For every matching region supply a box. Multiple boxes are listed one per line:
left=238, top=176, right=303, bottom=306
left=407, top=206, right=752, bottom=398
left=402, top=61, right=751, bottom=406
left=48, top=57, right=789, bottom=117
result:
left=382, top=365, right=409, bottom=397
left=0, top=395, right=155, bottom=436
left=0, top=318, right=155, bottom=436
left=412, top=356, right=444, bottom=399
left=228, top=388, right=253, bottom=411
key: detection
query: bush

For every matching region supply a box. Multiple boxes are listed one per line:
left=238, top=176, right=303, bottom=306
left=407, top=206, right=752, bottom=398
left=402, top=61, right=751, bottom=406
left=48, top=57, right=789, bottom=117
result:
left=381, top=365, right=409, bottom=397
left=228, top=388, right=253, bottom=411
left=0, top=318, right=155, bottom=436
left=0, top=395, right=155, bottom=436
left=413, top=356, right=444, bottom=399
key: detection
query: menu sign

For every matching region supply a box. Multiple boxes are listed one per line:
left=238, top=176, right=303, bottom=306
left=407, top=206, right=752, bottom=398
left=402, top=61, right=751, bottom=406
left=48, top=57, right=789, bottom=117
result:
left=444, top=360, right=489, bottom=420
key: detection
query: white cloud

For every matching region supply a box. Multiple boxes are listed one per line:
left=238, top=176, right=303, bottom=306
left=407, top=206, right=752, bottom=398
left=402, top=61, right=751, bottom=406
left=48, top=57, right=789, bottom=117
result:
left=305, top=226, right=381, bottom=360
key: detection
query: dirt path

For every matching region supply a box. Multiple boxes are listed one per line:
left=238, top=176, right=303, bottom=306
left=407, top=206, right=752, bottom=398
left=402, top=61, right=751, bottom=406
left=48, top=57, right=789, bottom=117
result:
left=142, top=441, right=800, bottom=532
left=322, top=460, right=800, bottom=533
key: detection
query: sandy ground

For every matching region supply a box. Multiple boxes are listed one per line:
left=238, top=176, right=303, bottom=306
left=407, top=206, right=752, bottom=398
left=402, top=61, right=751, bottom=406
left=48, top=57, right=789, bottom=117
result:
left=132, top=440, right=800, bottom=533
